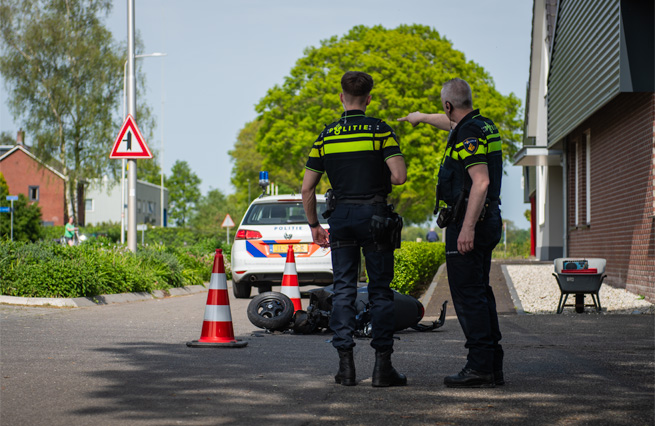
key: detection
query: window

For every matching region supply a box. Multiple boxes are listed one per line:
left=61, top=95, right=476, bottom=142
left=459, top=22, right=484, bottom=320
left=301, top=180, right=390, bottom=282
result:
left=28, top=186, right=39, bottom=201
left=242, top=201, right=328, bottom=226
left=573, top=131, right=591, bottom=227
left=574, top=139, right=580, bottom=226
left=584, top=130, right=591, bottom=225
left=85, top=199, right=94, bottom=212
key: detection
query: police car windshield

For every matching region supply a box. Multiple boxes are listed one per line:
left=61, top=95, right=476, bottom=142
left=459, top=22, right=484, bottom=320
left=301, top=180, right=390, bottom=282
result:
left=242, top=202, right=328, bottom=226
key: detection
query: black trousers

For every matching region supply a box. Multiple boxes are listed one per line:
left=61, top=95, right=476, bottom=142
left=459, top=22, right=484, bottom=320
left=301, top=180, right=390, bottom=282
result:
left=445, top=208, right=504, bottom=373
left=328, top=203, right=395, bottom=351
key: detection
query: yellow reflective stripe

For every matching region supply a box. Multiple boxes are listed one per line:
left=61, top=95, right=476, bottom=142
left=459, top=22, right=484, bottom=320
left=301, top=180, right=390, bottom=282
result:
left=374, top=140, right=381, bottom=150
left=487, top=132, right=500, bottom=139
left=305, top=166, right=324, bottom=173
left=324, top=140, right=374, bottom=154
left=465, top=161, right=487, bottom=168
left=324, top=133, right=374, bottom=142
left=383, top=138, right=399, bottom=148
left=488, top=140, right=502, bottom=152
left=308, top=147, right=321, bottom=158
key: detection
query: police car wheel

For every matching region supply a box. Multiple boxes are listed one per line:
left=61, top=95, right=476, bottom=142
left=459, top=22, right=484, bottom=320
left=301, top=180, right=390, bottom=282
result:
left=233, top=281, right=252, bottom=299
left=247, top=292, right=294, bottom=331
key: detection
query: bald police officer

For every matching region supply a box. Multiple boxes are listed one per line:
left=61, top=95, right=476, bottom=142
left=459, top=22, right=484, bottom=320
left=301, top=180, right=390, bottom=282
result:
left=398, top=78, right=504, bottom=388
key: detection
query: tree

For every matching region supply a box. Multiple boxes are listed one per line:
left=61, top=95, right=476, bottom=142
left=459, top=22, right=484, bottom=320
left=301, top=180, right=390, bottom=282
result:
left=167, top=160, right=201, bottom=227
left=251, top=24, right=523, bottom=223
left=0, top=172, right=42, bottom=241
left=0, top=0, right=155, bottom=219
left=0, top=131, right=15, bottom=145
left=137, top=148, right=162, bottom=186
left=229, top=119, right=265, bottom=205
left=190, top=188, right=247, bottom=238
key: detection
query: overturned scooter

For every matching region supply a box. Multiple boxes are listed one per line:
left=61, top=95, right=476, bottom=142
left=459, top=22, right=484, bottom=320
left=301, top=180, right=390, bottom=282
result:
left=247, top=285, right=448, bottom=335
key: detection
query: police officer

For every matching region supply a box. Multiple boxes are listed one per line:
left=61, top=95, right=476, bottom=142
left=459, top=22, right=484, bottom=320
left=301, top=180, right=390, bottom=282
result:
left=398, top=78, right=504, bottom=388
left=302, top=71, right=408, bottom=387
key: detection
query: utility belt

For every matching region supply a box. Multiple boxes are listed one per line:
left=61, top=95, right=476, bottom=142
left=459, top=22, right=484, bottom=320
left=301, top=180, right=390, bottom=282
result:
left=323, top=189, right=402, bottom=251
left=436, top=193, right=499, bottom=229
left=335, top=195, right=387, bottom=205
left=322, top=189, right=386, bottom=219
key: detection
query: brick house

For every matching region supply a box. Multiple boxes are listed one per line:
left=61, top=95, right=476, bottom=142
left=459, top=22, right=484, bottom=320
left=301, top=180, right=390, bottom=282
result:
left=514, top=0, right=655, bottom=301
left=0, top=134, right=68, bottom=226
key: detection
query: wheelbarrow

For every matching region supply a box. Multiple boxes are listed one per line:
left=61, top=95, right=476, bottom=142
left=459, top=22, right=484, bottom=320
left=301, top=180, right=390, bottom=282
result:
left=552, top=258, right=607, bottom=314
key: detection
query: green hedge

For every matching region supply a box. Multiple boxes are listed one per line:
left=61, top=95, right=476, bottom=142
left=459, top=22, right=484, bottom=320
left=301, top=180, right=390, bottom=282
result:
left=390, top=241, right=445, bottom=295
left=0, top=239, right=215, bottom=298
left=0, top=238, right=441, bottom=299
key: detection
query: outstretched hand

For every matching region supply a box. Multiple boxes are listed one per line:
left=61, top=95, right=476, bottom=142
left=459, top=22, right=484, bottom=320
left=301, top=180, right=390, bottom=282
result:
left=397, top=111, right=423, bottom=127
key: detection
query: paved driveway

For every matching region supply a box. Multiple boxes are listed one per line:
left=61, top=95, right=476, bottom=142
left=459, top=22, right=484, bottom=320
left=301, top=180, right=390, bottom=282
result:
left=1, top=287, right=653, bottom=425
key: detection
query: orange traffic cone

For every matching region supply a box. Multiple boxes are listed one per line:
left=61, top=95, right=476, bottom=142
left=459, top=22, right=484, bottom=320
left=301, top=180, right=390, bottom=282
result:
left=187, top=249, right=247, bottom=348
left=281, top=245, right=302, bottom=312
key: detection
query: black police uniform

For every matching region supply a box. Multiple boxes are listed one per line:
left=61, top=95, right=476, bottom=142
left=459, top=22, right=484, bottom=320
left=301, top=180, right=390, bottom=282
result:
left=305, top=109, right=403, bottom=352
left=437, top=109, right=503, bottom=375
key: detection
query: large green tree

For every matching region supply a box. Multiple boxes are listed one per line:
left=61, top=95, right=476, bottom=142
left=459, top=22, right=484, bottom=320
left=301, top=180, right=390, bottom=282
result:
left=167, top=160, right=201, bottom=227
left=251, top=24, right=522, bottom=223
left=0, top=0, right=155, bottom=219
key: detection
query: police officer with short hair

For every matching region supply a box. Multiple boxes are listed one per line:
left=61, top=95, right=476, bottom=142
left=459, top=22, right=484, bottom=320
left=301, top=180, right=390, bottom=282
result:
left=398, top=78, right=504, bottom=388
left=302, top=71, right=408, bottom=387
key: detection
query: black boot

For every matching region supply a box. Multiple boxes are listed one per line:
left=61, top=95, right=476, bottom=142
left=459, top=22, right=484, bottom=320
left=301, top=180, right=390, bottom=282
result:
left=335, top=349, right=356, bottom=386
left=372, top=349, right=407, bottom=387
left=444, top=368, right=495, bottom=388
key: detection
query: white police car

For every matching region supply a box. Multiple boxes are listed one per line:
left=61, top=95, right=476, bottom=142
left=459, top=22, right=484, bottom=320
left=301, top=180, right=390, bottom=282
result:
left=230, top=194, right=333, bottom=298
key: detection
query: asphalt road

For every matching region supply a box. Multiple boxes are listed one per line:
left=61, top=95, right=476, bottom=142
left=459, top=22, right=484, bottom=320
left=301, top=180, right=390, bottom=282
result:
left=1, top=284, right=653, bottom=426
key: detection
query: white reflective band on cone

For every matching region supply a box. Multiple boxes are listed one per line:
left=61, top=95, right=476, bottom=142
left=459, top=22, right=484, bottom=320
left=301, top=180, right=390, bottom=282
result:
left=283, top=262, right=297, bottom=275
left=203, top=304, right=233, bottom=322
left=208, top=273, right=228, bottom=290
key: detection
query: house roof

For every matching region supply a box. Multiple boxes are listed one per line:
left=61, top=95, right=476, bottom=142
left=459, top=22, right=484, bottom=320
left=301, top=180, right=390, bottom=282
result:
left=0, top=145, right=67, bottom=181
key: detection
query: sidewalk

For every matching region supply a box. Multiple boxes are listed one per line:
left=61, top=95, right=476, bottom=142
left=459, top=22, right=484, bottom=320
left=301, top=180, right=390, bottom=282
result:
left=423, top=259, right=522, bottom=318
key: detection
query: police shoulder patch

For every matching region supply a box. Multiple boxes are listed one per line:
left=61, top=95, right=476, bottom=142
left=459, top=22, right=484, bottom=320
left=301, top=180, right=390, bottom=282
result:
left=462, top=137, right=478, bottom=153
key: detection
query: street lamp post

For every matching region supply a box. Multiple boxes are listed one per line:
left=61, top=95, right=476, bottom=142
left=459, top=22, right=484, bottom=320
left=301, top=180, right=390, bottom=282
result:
left=121, top=52, right=167, bottom=244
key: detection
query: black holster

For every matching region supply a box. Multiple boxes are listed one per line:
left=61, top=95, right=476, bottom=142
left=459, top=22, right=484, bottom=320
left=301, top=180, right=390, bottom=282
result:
left=370, top=204, right=403, bottom=250
left=322, top=189, right=336, bottom=219
left=436, top=190, right=467, bottom=229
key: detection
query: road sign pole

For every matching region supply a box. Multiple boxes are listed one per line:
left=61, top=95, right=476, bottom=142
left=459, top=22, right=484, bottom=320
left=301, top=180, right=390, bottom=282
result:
left=10, top=199, right=13, bottom=241
left=127, top=0, right=137, bottom=253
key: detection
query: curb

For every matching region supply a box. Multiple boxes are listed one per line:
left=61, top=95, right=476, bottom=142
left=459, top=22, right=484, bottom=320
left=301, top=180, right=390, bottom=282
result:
left=419, top=262, right=445, bottom=311
left=0, top=284, right=208, bottom=308
left=501, top=264, right=526, bottom=314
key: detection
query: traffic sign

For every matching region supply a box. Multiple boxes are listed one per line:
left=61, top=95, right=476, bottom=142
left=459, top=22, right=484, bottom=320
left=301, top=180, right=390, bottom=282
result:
left=221, top=214, right=235, bottom=228
left=110, top=115, right=152, bottom=159
left=0, top=207, right=10, bottom=213
left=6, top=195, right=18, bottom=201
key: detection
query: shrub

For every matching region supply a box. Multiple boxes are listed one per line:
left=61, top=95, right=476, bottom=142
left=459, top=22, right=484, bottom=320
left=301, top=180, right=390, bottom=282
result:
left=390, top=241, right=445, bottom=295
left=0, top=239, right=219, bottom=298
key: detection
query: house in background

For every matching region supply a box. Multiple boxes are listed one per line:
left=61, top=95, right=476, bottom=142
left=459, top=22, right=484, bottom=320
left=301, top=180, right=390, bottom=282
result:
left=85, top=177, right=169, bottom=227
left=0, top=132, right=67, bottom=226
left=515, top=0, right=654, bottom=301
left=0, top=130, right=168, bottom=229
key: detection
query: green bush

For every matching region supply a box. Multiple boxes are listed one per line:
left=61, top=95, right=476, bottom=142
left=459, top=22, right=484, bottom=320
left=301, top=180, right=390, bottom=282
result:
left=391, top=241, right=445, bottom=295
left=0, top=239, right=217, bottom=298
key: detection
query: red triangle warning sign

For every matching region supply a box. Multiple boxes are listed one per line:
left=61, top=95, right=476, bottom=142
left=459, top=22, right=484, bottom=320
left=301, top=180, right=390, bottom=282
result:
left=110, top=115, right=153, bottom=159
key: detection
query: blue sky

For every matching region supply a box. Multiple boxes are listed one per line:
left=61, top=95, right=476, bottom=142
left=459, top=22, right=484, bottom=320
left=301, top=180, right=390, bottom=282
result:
left=0, top=0, right=534, bottom=229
